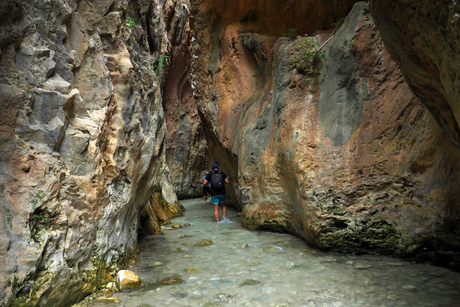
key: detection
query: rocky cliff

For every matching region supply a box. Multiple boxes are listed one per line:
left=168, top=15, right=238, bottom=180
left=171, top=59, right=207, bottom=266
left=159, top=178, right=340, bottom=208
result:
left=2, top=0, right=460, bottom=305
left=0, top=0, right=186, bottom=306
left=189, top=0, right=460, bottom=270
left=370, top=0, right=460, bottom=149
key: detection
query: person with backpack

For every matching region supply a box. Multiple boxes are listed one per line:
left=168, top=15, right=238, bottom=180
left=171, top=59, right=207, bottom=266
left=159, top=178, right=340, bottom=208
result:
left=202, top=173, right=211, bottom=201
left=203, top=163, right=230, bottom=222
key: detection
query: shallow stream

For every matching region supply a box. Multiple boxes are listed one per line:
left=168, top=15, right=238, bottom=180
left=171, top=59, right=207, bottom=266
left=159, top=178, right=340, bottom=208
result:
left=88, top=198, right=460, bottom=306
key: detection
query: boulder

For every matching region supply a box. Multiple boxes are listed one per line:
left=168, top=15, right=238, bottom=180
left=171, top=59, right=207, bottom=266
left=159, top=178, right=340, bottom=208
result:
left=116, top=270, right=143, bottom=291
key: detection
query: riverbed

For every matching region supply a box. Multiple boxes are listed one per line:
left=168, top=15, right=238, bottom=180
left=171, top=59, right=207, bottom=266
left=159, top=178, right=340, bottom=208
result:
left=86, top=198, right=460, bottom=306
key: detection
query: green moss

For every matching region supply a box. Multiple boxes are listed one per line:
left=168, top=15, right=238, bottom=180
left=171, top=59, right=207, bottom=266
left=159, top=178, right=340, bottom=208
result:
left=315, top=189, right=344, bottom=215
left=290, top=36, right=322, bottom=76
left=314, top=216, right=403, bottom=256
left=282, top=28, right=298, bottom=39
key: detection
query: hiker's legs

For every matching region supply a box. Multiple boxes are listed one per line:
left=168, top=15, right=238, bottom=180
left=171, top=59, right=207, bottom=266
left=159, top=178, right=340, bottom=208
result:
left=212, top=195, right=227, bottom=222
left=222, top=203, right=227, bottom=218
left=213, top=202, right=220, bottom=222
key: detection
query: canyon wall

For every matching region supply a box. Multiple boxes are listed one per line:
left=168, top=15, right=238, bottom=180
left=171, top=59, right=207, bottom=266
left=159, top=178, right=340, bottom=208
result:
left=0, top=0, right=187, bottom=306
left=190, top=0, right=460, bottom=269
left=370, top=0, right=460, bottom=150
left=2, top=0, right=460, bottom=305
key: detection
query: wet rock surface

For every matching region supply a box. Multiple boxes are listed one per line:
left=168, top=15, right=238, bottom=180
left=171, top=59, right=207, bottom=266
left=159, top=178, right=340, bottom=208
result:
left=190, top=0, right=460, bottom=269
left=0, top=0, right=184, bottom=305
left=117, top=270, right=143, bottom=291
left=370, top=0, right=460, bottom=149
left=83, top=199, right=460, bottom=307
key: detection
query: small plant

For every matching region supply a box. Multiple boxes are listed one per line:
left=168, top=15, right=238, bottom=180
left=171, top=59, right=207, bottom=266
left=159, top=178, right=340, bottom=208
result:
left=332, top=17, right=345, bottom=29
left=126, top=16, right=136, bottom=29
left=290, top=36, right=322, bottom=76
left=153, top=55, right=171, bottom=75
left=282, top=28, right=298, bottom=39
left=340, top=37, right=356, bottom=47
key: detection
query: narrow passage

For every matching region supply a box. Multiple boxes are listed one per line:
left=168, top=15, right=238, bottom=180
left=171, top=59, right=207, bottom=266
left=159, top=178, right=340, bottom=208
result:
left=90, top=198, right=460, bottom=306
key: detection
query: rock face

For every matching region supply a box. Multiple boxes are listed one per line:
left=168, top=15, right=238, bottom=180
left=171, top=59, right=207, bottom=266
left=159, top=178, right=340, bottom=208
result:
left=0, top=0, right=186, bottom=306
left=190, top=0, right=460, bottom=270
left=369, top=0, right=460, bottom=149
left=1, top=0, right=460, bottom=305
left=162, top=0, right=209, bottom=198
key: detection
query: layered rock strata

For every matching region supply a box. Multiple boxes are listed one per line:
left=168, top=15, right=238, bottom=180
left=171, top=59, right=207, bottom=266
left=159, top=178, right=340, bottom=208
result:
left=0, top=0, right=186, bottom=306
left=190, top=0, right=460, bottom=269
left=370, top=0, right=460, bottom=149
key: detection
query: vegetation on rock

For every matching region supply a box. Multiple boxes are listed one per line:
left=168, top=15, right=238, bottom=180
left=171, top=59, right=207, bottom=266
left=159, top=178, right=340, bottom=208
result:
left=290, top=36, right=322, bottom=76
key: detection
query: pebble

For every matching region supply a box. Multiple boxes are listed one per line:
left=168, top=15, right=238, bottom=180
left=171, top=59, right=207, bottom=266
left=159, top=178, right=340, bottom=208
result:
left=285, top=262, right=296, bottom=269
left=185, top=267, right=200, bottom=273
left=354, top=264, right=372, bottom=269
left=321, top=257, right=337, bottom=263
left=105, top=282, right=118, bottom=291
left=239, top=279, right=261, bottom=287
left=199, top=294, right=233, bottom=306
left=387, top=262, right=404, bottom=266
left=194, top=239, right=213, bottom=245
left=158, top=277, right=184, bottom=285
left=148, top=262, right=163, bottom=267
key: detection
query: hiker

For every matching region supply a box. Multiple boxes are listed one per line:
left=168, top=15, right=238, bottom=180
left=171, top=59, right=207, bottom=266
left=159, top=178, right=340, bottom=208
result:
left=202, top=173, right=211, bottom=201
left=203, top=163, right=230, bottom=222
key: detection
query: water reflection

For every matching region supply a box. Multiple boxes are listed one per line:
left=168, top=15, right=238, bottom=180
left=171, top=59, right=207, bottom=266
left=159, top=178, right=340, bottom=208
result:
left=86, top=198, right=460, bottom=307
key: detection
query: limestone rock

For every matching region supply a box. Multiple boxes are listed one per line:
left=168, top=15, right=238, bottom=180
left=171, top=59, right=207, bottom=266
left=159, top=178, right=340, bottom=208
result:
left=370, top=0, right=460, bottom=149
left=157, top=277, right=185, bottom=285
left=116, top=270, right=143, bottom=291
left=0, top=0, right=185, bottom=305
left=189, top=0, right=460, bottom=271
left=194, top=240, right=213, bottom=246
left=239, top=279, right=261, bottom=287
left=185, top=267, right=200, bottom=273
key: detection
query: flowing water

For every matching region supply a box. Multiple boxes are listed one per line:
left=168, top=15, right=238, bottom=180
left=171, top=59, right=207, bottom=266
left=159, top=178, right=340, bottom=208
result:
left=87, top=198, right=460, bottom=307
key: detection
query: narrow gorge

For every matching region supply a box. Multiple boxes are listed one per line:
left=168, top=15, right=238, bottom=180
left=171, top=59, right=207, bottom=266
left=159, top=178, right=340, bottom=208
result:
left=1, top=0, right=460, bottom=306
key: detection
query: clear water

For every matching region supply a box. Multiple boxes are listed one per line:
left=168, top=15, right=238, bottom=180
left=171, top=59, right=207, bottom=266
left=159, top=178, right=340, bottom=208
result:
left=88, top=198, right=460, bottom=306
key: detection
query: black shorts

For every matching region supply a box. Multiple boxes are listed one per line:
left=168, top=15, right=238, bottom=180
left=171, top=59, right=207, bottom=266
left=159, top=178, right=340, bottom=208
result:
left=203, top=186, right=211, bottom=195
